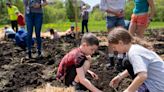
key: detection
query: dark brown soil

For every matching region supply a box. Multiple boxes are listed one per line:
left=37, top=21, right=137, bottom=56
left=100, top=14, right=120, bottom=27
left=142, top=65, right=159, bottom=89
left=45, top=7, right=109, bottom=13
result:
left=0, top=29, right=163, bottom=92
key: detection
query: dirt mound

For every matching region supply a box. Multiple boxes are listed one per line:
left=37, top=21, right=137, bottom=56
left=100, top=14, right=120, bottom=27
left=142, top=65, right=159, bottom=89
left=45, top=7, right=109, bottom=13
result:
left=0, top=64, right=44, bottom=92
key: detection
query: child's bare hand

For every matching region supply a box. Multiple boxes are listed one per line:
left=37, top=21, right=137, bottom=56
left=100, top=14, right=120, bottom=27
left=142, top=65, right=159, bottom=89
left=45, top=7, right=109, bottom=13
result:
left=86, top=55, right=92, bottom=62
left=109, top=76, right=121, bottom=88
left=92, top=73, right=99, bottom=80
left=89, top=71, right=99, bottom=80
left=115, top=10, right=124, bottom=18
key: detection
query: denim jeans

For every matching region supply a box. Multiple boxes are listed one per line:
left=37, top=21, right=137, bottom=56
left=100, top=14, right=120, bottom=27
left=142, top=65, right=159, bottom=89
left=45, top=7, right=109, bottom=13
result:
left=137, top=83, right=149, bottom=92
left=106, top=16, right=125, bottom=29
left=25, top=12, right=43, bottom=54
left=81, top=20, right=88, bottom=34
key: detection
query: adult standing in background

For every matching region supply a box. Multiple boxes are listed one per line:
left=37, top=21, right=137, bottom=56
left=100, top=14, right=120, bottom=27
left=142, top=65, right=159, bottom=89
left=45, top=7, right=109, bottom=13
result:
left=6, top=2, right=19, bottom=32
left=129, top=0, right=155, bottom=38
left=81, top=5, right=89, bottom=34
left=23, top=0, right=47, bottom=59
left=100, top=0, right=126, bottom=32
left=100, top=0, right=127, bottom=66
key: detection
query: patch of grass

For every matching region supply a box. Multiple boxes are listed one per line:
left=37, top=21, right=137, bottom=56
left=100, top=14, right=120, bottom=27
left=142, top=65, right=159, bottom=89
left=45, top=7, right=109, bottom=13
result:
left=148, top=22, right=164, bottom=29
left=42, top=22, right=73, bottom=32
left=42, top=20, right=107, bottom=32
left=0, top=25, right=4, bottom=28
left=1, top=21, right=164, bottom=32
left=42, top=21, right=164, bottom=32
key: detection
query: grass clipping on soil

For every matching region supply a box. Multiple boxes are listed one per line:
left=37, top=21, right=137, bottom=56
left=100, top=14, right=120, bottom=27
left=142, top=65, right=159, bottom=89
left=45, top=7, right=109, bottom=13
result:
left=33, top=84, right=75, bottom=92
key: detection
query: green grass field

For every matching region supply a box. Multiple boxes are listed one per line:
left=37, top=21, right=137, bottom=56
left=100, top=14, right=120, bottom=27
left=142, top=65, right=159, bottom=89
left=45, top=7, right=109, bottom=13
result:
left=1, top=21, right=164, bottom=32
left=0, top=25, right=4, bottom=28
left=42, top=21, right=164, bottom=32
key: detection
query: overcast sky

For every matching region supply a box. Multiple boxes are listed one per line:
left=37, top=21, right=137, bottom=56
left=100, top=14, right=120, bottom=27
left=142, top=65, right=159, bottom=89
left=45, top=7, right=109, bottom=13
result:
left=81, top=0, right=100, bottom=7
left=61, top=0, right=100, bottom=7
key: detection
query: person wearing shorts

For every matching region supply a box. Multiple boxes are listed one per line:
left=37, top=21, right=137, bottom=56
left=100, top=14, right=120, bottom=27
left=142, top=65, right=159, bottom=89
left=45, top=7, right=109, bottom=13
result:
left=129, top=0, right=155, bottom=38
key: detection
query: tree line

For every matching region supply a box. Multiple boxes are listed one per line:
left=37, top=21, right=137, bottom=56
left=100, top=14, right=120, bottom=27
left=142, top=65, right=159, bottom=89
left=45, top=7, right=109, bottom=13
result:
left=0, top=0, right=164, bottom=25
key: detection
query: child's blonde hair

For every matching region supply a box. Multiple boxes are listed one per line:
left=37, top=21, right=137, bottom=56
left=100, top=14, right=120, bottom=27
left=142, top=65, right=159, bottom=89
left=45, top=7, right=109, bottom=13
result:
left=108, top=27, right=153, bottom=50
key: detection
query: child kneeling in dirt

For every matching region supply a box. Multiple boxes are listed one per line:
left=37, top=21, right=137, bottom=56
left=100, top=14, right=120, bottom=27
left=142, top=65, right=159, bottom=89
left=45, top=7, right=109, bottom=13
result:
left=65, top=25, right=75, bottom=39
left=56, top=33, right=102, bottom=92
left=4, top=25, right=16, bottom=39
left=49, top=28, right=60, bottom=40
left=15, top=28, right=34, bottom=50
left=108, top=27, right=164, bottom=92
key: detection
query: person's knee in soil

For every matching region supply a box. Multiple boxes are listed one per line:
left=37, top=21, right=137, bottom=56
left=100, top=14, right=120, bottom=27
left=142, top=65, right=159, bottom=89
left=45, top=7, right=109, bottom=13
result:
left=56, top=33, right=102, bottom=92
left=108, top=27, right=164, bottom=92
left=4, top=25, right=16, bottom=39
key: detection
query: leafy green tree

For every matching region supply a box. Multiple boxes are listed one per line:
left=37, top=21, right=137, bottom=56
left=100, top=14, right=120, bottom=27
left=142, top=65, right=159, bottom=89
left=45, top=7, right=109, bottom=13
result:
left=154, top=0, right=164, bottom=21
left=43, top=0, right=67, bottom=23
left=90, top=8, right=105, bottom=21
left=65, top=0, right=75, bottom=22
left=124, top=1, right=134, bottom=20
